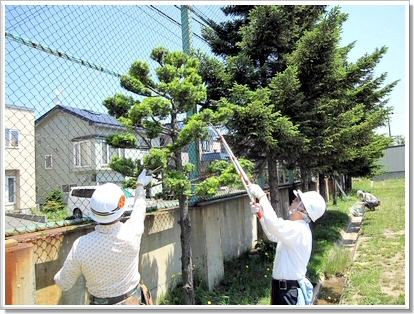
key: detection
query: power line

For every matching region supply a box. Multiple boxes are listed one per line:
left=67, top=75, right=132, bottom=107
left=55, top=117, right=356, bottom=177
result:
left=174, top=5, right=212, bottom=29
left=187, top=5, right=214, bottom=29
left=168, top=5, right=211, bottom=45
left=136, top=6, right=182, bottom=45
left=149, top=5, right=182, bottom=28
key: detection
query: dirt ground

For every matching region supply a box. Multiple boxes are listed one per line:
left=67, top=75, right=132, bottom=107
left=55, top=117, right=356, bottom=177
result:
left=314, top=228, right=405, bottom=305
left=314, top=275, right=346, bottom=305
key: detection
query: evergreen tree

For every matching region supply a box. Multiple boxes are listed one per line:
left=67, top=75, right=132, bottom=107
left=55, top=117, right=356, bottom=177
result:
left=103, top=46, right=262, bottom=304
left=212, top=81, right=303, bottom=215
left=199, top=5, right=327, bottom=211
left=200, top=5, right=398, bottom=204
left=103, top=47, right=209, bottom=305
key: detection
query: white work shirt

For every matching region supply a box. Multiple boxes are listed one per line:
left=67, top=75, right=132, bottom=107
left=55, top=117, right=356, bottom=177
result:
left=54, top=187, right=146, bottom=298
left=362, top=192, right=378, bottom=202
left=259, top=197, right=312, bottom=280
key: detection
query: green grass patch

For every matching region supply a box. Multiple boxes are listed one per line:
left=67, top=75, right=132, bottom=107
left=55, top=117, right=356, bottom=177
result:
left=324, top=244, right=352, bottom=277
left=160, top=178, right=406, bottom=306
left=31, top=207, right=70, bottom=222
left=341, top=178, right=406, bottom=306
left=159, top=252, right=274, bottom=305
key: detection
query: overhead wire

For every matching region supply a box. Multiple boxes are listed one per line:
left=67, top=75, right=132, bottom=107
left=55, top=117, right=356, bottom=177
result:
left=171, top=5, right=212, bottom=45
left=138, top=6, right=182, bottom=43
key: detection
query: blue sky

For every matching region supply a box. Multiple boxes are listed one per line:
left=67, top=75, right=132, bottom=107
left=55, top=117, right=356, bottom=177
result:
left=2, top=1, right=409, bottom=137
left=335, top=3, right=408, bottom=138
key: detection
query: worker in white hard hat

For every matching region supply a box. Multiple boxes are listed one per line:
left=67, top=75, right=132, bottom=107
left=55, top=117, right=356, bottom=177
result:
left=54, top=170, right=153, bottom=305
left=249, top=184, right=326, bottom=305
left=357, top=190, right=380, bottom=211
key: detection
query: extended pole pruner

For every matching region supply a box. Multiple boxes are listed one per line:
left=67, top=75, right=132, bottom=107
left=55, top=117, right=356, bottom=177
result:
left=209, top=123, right=264, bottom=219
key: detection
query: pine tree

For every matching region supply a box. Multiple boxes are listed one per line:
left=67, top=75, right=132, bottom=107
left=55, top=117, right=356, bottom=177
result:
left=199, top=5, right=327, bottom=212
left=103, top=47, right=208, bottom=305
left=200, top=5, right=398, bottom=204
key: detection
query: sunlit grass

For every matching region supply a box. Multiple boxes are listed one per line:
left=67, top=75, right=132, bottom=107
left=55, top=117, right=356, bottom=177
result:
left=160, top=178, right=406, bottom=306
left=341, top=178, right=406, bottom=306
left=324, top=244, right=352, bottom=277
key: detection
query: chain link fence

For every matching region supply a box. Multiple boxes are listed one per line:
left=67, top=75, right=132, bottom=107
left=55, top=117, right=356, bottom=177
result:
left=5, top=4, right=293, bottom=236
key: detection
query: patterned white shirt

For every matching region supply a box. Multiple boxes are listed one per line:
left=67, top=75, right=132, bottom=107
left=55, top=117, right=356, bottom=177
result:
left=54, top=187, right=146, bottom=298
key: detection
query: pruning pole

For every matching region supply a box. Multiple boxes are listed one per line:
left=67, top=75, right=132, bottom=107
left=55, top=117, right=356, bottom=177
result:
left=209, top=124, right=263, bottom=219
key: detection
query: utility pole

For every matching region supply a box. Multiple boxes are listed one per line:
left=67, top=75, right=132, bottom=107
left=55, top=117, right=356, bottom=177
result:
left=387, top=114, right=392, bottom=137
left=181, top=5, right=200, bottom=182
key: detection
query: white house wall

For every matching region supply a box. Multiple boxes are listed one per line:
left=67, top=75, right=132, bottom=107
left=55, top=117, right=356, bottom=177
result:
left=5, top=106, right=36, bottom=213
left=35, top=109, right=95, bottom=205
left=35, top=108, right=162, bottom=205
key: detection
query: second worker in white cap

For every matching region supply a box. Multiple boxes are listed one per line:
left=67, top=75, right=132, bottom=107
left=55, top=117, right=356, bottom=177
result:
left=249, top=184, right=326, bottom=305
left=54, top=169, right=153, bottom=305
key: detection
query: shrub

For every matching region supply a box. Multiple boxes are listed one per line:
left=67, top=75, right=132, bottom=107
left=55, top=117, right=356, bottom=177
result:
left=46, top=189, right=64, bottom=204
left=44, top=189, right=65, bottom=213
left=43, top=200, right=65, bottom=213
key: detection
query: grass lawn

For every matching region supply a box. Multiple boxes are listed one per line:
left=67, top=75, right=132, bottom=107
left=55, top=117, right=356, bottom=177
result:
left=341, top=178, right=406, bottom=305
left=159, top=177, right=406, bottom=306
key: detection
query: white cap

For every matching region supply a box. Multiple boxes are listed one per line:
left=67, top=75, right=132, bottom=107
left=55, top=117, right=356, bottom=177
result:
left=90, top=183, right=127, bottom=223
left=294, top=189, right=326, bottom=222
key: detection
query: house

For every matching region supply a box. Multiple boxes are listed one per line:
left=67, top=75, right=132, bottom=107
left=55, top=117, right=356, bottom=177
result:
left=35, top=105, right=156, bottom=205
left=201, top=151, right=229, bottom=172
left=5, top=104, right=36, bottom=213
left=158, top=122, right=228, bottom=173
left=375, top=145, right=405, bottom=180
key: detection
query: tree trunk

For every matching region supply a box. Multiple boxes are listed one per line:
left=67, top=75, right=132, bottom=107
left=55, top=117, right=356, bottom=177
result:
left=178, top=192, right=195, bottom=305
left=332, top=176, right=338, bottom=205
left=318, top=173, right=327, bottom=201
left=300, top=168, right=309, bottom=192
left=267, top=157, right=282, bottom=217
left=344, top=174, right=352, bottom=192
left=175, top=151, right=195, bottom=305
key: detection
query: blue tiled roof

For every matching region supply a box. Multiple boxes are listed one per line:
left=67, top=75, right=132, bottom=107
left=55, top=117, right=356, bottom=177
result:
left=166, top=121, right=221, bottom=136
left=201, top=152, right=229, bottom=162
left=35, top=105, right=122, bottom=127
left=36, top=105, right=228, bottom=136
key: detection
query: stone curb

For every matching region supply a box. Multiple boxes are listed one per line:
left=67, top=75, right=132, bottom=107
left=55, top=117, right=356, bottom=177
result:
left=312, top=212, right=364, bottom=304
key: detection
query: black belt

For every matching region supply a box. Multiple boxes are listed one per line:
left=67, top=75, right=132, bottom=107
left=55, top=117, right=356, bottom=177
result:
left=90, top=285, right=139, bottom=305
left=272, top=279, right=299, bottom=291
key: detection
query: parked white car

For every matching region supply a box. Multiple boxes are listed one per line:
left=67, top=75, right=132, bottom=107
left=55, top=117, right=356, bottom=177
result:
left=67, top=185, right=134, bottom=219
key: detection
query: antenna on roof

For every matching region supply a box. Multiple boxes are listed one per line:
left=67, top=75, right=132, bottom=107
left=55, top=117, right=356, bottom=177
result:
left=54, top=89, right=62, bottom=105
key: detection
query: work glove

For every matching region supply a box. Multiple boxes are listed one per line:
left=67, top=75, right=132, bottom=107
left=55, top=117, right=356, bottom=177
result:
left=249, top=184, right=266, bottom=200
left=137, top=169, right=153, bottom=187
left=251, top=204, right=260, bottom=215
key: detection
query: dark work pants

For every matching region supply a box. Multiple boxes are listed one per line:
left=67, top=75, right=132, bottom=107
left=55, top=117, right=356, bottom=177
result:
left=270, top=280, right=299, bottom=305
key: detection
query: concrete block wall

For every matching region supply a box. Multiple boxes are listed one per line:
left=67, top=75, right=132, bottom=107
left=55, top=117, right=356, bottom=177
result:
left=4, top=193, right=257, bottom=305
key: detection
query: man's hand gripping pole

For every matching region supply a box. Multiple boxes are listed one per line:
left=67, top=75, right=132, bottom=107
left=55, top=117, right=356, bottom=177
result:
left=209, top=124, right=264, bottom=219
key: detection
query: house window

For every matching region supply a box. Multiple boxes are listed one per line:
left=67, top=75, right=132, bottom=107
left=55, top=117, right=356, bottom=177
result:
left=62, top=184, right=77, bottom=193
left=5, top=176, right=16, bottom=204
left=119, top=148, right=126, bottom=158
left=73, top=141, right=91, bottom=167
left=138, top=138, right=149, bottom=149
left=5, top=129, right=19, bottom=148
left=160, top=137, right=166, bottom=147
left=102, top=141, right=126, bottom=165
left=45, top=155, right=52, bottom=169
left=202, top=140, right=210, bottom=152
left=277, top=161, right=291, bottom=185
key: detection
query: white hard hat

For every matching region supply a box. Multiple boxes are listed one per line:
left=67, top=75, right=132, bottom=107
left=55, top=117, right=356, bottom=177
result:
left=90, top=183, right=127, bottom=224
left=294, top=189, right=326, bottom=222
left=357, top=190, right=363, bottom=196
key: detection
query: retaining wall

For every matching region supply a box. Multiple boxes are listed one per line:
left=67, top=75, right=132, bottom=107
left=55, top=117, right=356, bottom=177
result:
left=5, top=193, right=259, bottom=306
